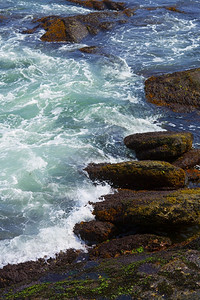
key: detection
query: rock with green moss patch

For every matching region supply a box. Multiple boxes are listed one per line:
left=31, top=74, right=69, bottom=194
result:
left=124, top=131, right=193, bottom=161
left=92, top=188, right=200, bottom=228
left=85, top=160, right=186, bottom=190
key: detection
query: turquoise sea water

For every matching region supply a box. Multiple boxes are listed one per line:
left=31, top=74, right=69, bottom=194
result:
left=0, top=0, right=200, bottom=267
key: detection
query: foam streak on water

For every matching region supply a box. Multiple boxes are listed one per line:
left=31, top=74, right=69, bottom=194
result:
left=0, top=0, right=200, bottom=267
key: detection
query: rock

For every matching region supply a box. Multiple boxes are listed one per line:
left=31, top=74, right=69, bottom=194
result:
left=89, top=234, right=172, bottom=258
left=66, top=0, right=126, bottom=11
left=92, top=188, right=200, bottom=227
left=186, top=169, right=200, bottom=183
left=85, top=161, right=186, bottom=190
left=165, top=6, right=184, bottom=13
left=172, top=149, right=200, bottom=169
left=74, top=220, right=117, bottom=245
left=79, top=45, right=100, bottom=54
left=26, top=10, right=134, bottom=43
left=39, top=17, right=67, bottom=42
left=124, top=131, right=193, bottom=161
left=145, top=68, right=200, bottom=112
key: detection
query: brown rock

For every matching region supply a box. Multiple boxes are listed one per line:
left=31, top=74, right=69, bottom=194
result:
left=145, top=68, right=200, bottom=112
left=186, top=169, right=200, bottom=182
left=92, top=188, right=200, bottom=227
left=89, top=234, right=172, bottom=258
left=74, top=220, right=117, bottom=245
left=124, top=131, right=193, bottom=161
left=172, top=149, right=200, bottom=169
left=79, top=45, right=100, bottom=54
left=66, top=0, right=126, bottom=11
left=85, top=160, right=186, bottom=190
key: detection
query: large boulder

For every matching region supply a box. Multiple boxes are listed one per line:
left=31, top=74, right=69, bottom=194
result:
left=145, top=68, right=200, bottom=112
left=89, top=234, right=172, bottom=258
left=74, top=220, right=117, bottom=245
left=92, top=188, right=200, bottom=227
left=84, top=160, right=186, bottom=190
left=124, top=131, right=193, bottom=161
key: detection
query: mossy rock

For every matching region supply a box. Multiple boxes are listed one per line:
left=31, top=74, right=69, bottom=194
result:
left=85, top=160, right=186, bottom=190
left=145, top=68, right=200, bottom=112
left=92, top=188, right=200, bottom=228
left=124, top=131, right=193, bottom=161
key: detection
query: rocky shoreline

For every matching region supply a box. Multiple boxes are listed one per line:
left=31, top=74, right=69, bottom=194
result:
left=1, top=0, right=200, bottom=299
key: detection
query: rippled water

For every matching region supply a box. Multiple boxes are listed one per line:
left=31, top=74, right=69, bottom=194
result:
left=0, top=0, right=199, bottom=267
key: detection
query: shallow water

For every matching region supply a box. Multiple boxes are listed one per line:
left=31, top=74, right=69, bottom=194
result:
left=0, top=0, right=199, bottom=267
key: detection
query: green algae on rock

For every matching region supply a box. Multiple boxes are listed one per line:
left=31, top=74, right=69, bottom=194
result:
left=92, top=188, right=200, bottom=227
left=85, top=160, right=186, bottom=190
left=124, top=131, right=193, bottom=161
left=145, top=68, right=200, bottom=112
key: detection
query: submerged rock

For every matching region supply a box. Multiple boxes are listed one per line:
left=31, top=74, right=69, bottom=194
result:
left=74, top=220, right=117, bottom=245
left=145, top=68, right=200, bottom=112
left=92, top=188, right=200, bottom=227
left=124, top=131, right=193, bottom=161
left=89, top=234, right=172, bottom=258
left=85, top=160, right=186, bottom=190
left=79, top=45, right=100, bottom=54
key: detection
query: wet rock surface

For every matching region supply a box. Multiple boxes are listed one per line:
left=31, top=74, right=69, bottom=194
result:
left=89, top=234, right=172, bottom=258
left=85, top=160, right=186, bottom=190
left=124, top=131, right=193, bottom=161
left=145, top=68, right=200, bottom=112
left=1, top=245, right=200, bottom=299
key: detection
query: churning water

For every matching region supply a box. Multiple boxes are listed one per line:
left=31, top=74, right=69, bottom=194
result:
left=0, top=0, right=200, bottom=267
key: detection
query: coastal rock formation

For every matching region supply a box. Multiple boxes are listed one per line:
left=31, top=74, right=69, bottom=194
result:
left=92, top=188, right=200, bottom=227
left=29, top=9, right=135, bottom=43
left=124, top=131, right=193, bottom=161
left=89, top=234, right=172, bottom=258
left=145, top=68, right=200, bottom=112
left=66, top=0, right=126, bottom=11
left=74, top=220, right=117, bottom=244
left=85, top=160, right=186, bottom=190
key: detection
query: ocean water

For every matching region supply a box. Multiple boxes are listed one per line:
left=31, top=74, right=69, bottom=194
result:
left=0, top=0, right=200, bottom=267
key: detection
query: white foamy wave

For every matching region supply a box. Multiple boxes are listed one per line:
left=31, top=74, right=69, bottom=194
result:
left=0, top=183, right=112, bottom=268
